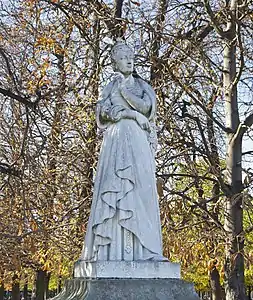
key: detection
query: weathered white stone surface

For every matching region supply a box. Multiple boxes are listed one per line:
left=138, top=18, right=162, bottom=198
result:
left=81, top=39, right=167, bottom=262
left=74, top=260, right=180, bottom=279
left=50, top=278, right=200, bottom=300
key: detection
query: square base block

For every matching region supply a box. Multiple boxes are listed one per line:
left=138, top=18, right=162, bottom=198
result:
left=50, top=278, right=200, bottom=300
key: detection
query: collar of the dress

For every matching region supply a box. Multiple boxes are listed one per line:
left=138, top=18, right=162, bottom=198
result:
left=113, top=74, right=135, bottom=87
left=126, top=74, right=135, bottom=86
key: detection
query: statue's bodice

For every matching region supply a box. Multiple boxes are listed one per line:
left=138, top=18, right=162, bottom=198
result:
left=110, top=82, right=130, bottom=108
left=110, top=77, right=144, bottom=109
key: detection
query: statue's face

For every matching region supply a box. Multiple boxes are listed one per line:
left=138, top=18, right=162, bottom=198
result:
left=115, top=49, right=134, bottom=75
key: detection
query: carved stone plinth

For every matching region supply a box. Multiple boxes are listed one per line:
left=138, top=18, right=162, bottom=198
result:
left=74, top=260, right=181, bottom=279
left=51, top=278, right=200, bottom=300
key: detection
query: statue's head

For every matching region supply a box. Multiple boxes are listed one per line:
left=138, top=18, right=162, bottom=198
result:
left=111, top=39, right=134, bottom=75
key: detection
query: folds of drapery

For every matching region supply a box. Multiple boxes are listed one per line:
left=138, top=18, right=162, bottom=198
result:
left=81, top=119, right=164, bottom=261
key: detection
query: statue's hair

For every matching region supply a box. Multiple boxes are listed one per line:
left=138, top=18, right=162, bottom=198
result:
left=111, top=38, right=134, bottom=63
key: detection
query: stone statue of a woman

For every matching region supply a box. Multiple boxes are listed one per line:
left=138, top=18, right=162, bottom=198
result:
left=81, top=39, right=166, bottom=262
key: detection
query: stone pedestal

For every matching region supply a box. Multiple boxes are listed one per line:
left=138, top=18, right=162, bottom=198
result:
left=50, top=261, right=200, bottom=300
left=51, top=278, right=199, bottom=300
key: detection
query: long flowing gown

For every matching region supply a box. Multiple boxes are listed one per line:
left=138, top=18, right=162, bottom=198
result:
left=81, top=76, right=165, bottom=261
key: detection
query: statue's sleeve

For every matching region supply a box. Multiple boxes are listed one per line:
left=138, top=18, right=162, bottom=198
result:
left=96, top=83, right=112, bottom=129
left=139, top=79, right=158, bottom=156
left=96, top=81, right=126, bottom=129
left=140, top=80, right=156, bottom=121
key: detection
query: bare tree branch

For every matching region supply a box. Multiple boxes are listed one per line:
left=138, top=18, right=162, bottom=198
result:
left=0, top=87, right=38, bottom=108
left=0, top=163, right=21, bottom=177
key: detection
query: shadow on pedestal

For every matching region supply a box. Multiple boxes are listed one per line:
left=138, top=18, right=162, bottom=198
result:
left=50, top=278, right=200, bottom=300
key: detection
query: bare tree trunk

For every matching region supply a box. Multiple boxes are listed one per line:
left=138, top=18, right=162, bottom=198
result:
left=113, top=0, right=124, bottom=38
left=23, top=275, right=28, bottom=300
left=57, top=275, right=62, bottom=294
left=223, top=1, right=245, bottom=299
left=150, top=0, right=168, bottom=83
left=11, top=274, right=20, bottom=300
left=0, top=281, right=4, bottom=300
left=45, top=273, right=50, bottom=300
left=210, top=264, right=223, bottom=300
left=114, top=0, right=124, bottom=19
left=35, top=270, right=47, bottom=300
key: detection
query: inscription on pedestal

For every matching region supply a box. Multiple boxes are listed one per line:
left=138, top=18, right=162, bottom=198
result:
left=74, top=260, right=181, bottom=279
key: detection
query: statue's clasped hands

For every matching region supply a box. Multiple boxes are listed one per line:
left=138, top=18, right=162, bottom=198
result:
left=115, top=73, right=150, bottom=132
left=135, top=112, right=151, bottom=132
